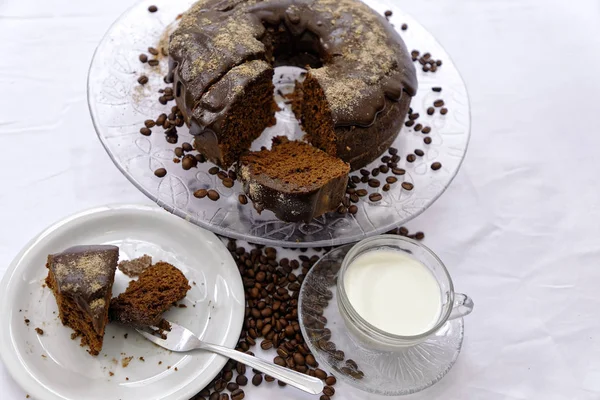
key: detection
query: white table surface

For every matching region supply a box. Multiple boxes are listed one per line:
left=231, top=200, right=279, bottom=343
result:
left=2, top=0, right=600, bottom=399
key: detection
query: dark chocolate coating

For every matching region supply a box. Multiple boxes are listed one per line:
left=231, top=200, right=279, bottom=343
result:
left=169, top=0, right=417, bottom=169
left=47, top=245, right=119, bottom=334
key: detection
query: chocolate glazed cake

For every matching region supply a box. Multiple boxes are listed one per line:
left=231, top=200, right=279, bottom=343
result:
left=169, top=0, right=417, bottom=170
left=45, top=245, right=119, bottom=356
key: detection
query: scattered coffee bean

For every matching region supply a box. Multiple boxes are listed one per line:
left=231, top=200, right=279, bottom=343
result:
left=323, top=386, right=335, bottom=396
left=194, top=189, right=208, bottom=199
left=325, top=376, right=337, bottom=386
left=422, top=126, right=431, bottom=134
left=431, top=162, right=442, bottom=170
left=181, top=142, right=193, bottom=152
left=222, top=178, right=234, bottom=188
left=314, top=369, right=327, bottom=380
left=208, top=190, right=220, bottom=201
left=252, top=374, right=263, bottom=386
left=405, top=120, right=414, bottom=127
left=369, top=193, right=382, bottom=202
left=406, top=154, right=416, bottom=162
left=238, top=194, right=248, bottom=205
left=174, top=147, right=183, bottom=158
left=382, top=183, right=390, bottom=191
left=226, top=383, right=238, bottom=392
left=360, top=176, right=368, bottom=183
left=351, top=175, right=360, bottom=184
left=208, top=166, right=220, bottom=175
left=154, top=168, right=166, bottom=178
left=401, top=182, right=414, bottom=191
left=401, top=23, right=408, bottom=30
left=182, top=156, right=195, bottom=170
left=432, top=86, right=442, bottom=92
left=379, top=165, right=389, bottom=174
left=231, top=389, right=244, bottom=400
left=440, top=107, right=448, bottom=115
left=148, top=59, right=159, bottom=67
left=359, top=169, right=370, bottom=177
left=414, top=123, right=422, bottom=132
left=138, top=75, right=149, bottom=85
left=139, top=54, right=148, bottom=63
left=320, top=396, right=330, bottom=400
left=415, top=232, right=425, bottom=240
left=392, top=168, right=405, bottom=175
left=388, top=147, right=398, bottom=155
left=384, top=10, right=392, bottom=17
left=348, top=205, right=358, bottom=214
left=148, top=47, right=159, bottom=56
left=433, top=99, right=445, bottom=107
left=264, top=375, right=275, bottom=383
left=148, top=5, right=158, bottom=12
left=368, top=179, right=380, bottom=188
left=424, top=136, right=432, bottom=144
left=386, top=176, right=398, bottom=184
left=140, top=127, right=151, bottom=136
left=415, top=149, right=424, bottom=157
left=220, top=394, right=229, bottom=400
left=427, top=107, right=435, bottom=115
left=156, top=113, right=167, bottom=126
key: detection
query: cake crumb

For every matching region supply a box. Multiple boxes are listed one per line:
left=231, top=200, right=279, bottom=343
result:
left=26, top=395, right=30, bottom=398
left=124, top=333, right=128, bottom=339
left=122, top=356, right=134, bottom=368
left=118, top=255, right=153, bottom=277
left=126, top=377, right=129, bottom=381
left=112, top=358, right=118, bottom=365
left=35, top=328, right=44, bottom=335
left=24, top=318, right=30, bottom=326
left=178, top=304, right=187, bottom=308
left=41, top=354, right=47, bottom=359
left=158, top=361, right=162, bottom=365
left=139, top=356, right=145, bottom=362
left=174, top=367, right=178, bottom=371
left=71, top=332, right=79, bottom=340
left=109, top=371, right=114, bottom=376
left=167, top=365, right=171, bottom=369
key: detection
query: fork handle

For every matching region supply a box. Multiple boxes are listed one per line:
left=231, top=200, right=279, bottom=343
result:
left=197, top=342, right=324, bottom=395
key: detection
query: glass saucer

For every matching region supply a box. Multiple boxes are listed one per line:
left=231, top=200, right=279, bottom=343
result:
left=298, top=244, right=464, bottom=396
left=87, top=0, right=471, bottom=247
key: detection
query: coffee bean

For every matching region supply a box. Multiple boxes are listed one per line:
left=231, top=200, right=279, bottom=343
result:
left=227, top=382, right=239, bottom=392
left=154, top=168, right=166, bottom=178
left=401, top=23, right=408, bottom=30
left=139, top=54, right=148, bottom=63
left=388, top=147, right=398, bottom=155
left=360, top=176, right=368, bottom=183
left=369, top=193, right=382, bottom=202
left=392, top=168, right=405, bottom=175
left=346, top=359, right=358, bottom=369
left=424, top=136, right=432, bottom=144
left=440, top=107, right=448, bottom=115
left=140, top=127, right=151, bottom=136
left=228, top=170, right=237, bottom=180
left=260, top=339, right=273, bottom=350
left=182, top=156, right=195, bottom=170
left=415, top=149, right=424, bottom=157
left=174, top=147, right=183, bottom=158
left=409, top=113, right=419, bottom=120
left=383, top=183, right=390, bottom=191
left=208, top=167, right=219, bottom=175
left=415, top=232, right=425, bottom=240
left=264, top=375, right=275, bottom=382
left=181, top=142, right=193, bottom=152
left=368, top=179, right=380, bottom=188
left=278, top=381, right=287, bottom=387
left=379, top=165, right=389, bottom=174
left=436, top=60, right=443, bottom=66
left=305, top=354, right=317, bottom=367
left=407, top=154, right=416, bottom=163
left=427, top=107, right=435, bottom=115
left=194, top=189, right=208, bottom=198
left=371, top=168, right=380, bottom=177
left=359, top=169, right=370, bottom=177
left=405, top=120, right=414, bottom=127
left=214, top=379, right=226, bottom=392
left=401, top=182, right=414, bottom=191
left=325, top=376, right=337, bottom=386
left=314, top=369, right=327, bottom=380
left=223, top=370, right=233, bottom=381
left=219, top=394, right=229, bottom=400
left=231, top=389, right=244, bottom=400
left=391, top=154, right=400, bottom=163
left=422, top=126, right=431, bottom=134
left=138, top=75, right=149, bottom=85
left=423, top=65, right=430, bottom=72
left=217, top=171, right=228, bottom=180
left=384, top=10, right=392, bottom=16
left=432, top=86, right=442, bottom=92
left=386, top=176, right=398, bottom=184
left=208, top=190, right=220, bottom=201
left=337, top=205, right=348, bottom=215
left=148, top=47, right=159, bottom=56
left=156, top=113, right=167, bottom=126
left=222, top=178, right=234, bottom=188
left=252, top=374, right=263, bottom=386
left=433, top=99, right=445, bottom=107
left=351, top=175, right=360, bottom=184
left=148, top=5, right=158, bottom=12
left=274, top=356, right=285, bottom=367
left=236, top=374, right=248, bottom=386
left=293, top=353, right=305, bottom=366
left=323, top=386, right=335, bottom=396
left=148, top=59, right=159, bottom=67
left=320, top=396, right=330, bottom=400
left=348, top=205, right=358, bottom=214
left=431, top=162, right=442, bottom=170
left=414, top=123, right=422, bottom=132
left=210, top=393, right=219, bottom=400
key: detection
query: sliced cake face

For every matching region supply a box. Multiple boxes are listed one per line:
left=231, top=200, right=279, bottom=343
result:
left=239, top=137, right=350, bottom=222
left=109, top=262, right=191, bottom=327
left=45, top=245, right=119, bottom=356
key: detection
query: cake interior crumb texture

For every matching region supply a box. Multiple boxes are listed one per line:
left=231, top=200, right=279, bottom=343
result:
left=45, top=245, right=119, bottom=356
left=109, top=262, right=191, bottom=327
left=118, top=254, right=153, bottom=277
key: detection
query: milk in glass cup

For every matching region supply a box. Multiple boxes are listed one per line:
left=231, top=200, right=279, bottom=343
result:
left=337, top=235, right=474, bottom=350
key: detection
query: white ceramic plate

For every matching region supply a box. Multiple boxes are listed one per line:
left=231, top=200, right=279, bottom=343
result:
left=0, top=204, right=244, bottom=400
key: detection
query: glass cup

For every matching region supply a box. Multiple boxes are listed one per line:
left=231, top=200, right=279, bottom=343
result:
left=337, top=235, right=474, bottom=350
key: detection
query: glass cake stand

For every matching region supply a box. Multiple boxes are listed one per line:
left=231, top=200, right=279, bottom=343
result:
left=87, top=0, right=471, bottom=247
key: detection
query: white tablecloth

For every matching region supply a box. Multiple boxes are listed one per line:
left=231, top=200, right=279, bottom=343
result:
left=2, top=0, right=600, bottom=399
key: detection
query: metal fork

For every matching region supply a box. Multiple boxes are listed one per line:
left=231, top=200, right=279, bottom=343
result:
left=136, top=320, right=324, bottom=395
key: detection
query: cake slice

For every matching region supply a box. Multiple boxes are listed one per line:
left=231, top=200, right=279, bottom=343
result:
left=109, top=262, right=190, bottom=327
left=45, top=245, right=119, bottom=356
left=239, top=137, right=350, bottom=222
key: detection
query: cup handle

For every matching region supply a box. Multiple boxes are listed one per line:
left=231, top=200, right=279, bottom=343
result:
left=448, top=293, right=474, bottom=320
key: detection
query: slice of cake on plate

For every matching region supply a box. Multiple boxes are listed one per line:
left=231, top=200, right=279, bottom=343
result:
left=45, top=245, right=119, bottom=356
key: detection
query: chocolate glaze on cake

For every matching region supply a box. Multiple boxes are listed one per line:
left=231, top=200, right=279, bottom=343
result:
left=239, top=136, right=349, bottom=222
left=45, top=245, right=119, bottom=355
left=169, top=0, right=417, bottom=170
